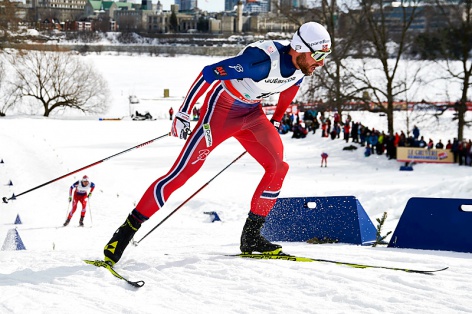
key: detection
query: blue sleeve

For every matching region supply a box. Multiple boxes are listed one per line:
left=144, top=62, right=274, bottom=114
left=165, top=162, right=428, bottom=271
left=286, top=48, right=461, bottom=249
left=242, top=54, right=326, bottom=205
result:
left=201, top=47, right=271, bottom=83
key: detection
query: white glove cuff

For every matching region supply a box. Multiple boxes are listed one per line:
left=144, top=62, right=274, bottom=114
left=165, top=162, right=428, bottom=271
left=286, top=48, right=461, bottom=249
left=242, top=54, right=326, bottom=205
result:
left=176, top=111, right=190, bottom=121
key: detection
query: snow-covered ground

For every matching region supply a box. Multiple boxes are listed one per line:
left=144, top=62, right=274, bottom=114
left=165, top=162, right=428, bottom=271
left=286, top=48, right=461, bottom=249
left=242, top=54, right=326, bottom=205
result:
left=0, top=54, right=471, bottom=313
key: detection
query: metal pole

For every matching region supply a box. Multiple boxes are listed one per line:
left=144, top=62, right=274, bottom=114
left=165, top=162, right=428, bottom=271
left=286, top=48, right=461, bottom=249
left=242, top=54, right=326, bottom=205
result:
left=133, top=151, right=247, bottom=245
left=2, top=133, right=170, bottom=203
left=88, top=198, right=93, bottom=227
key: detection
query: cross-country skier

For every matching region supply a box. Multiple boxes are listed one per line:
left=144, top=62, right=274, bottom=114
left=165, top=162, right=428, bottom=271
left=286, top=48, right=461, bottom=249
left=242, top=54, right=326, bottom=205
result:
left=64, top=175, right=95, bottom=227
left=103, top=21, right=332, bottom=265
left=321, top=152, right=329, bottom=167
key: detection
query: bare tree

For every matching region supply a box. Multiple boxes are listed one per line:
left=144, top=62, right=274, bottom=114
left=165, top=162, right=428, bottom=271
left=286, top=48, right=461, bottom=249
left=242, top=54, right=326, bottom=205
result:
left=302, top=0, right=371, bottom=122
left=272, top=1, right=367, bottom=121
left=351, top=0, right=421, bottom=134
left=0, top=0, right=20, bottom=44
left=0, top=56, right=21, bottom=116
left=270, top=0, right=312, bottom=25
left=427, top=1, right=472, bottom=141
left=7, top=47, right=110, bottom=117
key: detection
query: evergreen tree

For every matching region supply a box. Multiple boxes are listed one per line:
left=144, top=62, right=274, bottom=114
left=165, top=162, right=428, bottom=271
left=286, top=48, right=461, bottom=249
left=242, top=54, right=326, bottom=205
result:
left=372, top=212, right=392, bottom=247
left=170, top=11, right=178, bottom=33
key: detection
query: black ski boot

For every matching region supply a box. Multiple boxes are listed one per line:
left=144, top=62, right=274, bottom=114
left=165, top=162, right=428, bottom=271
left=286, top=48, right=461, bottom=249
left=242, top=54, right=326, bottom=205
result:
left=104, top=213, right=142, bottom=266
left=240, top=212, right=282, bottom=254
left=63, top=218, right=70, bottom=227
left=79, top=216, right=84, bottom=227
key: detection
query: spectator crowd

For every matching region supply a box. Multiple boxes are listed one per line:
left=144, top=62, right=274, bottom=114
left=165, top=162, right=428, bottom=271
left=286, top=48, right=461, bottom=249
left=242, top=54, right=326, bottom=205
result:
left=275, top=109, right=472, bottom=166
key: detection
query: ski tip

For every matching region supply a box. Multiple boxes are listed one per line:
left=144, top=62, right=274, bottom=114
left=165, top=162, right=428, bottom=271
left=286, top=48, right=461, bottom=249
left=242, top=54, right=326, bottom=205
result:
left=130, top=280, right=145, bottom=288
left=409, top=266, right=449, bottom=274
left=84, top=259, right=145, bottom=287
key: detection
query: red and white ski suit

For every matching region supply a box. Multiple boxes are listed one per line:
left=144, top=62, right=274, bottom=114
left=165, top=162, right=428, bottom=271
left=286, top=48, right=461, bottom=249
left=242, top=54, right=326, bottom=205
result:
left=134, top=41, right=305, bottom=222
left=68, top=181, right=95, bottom=220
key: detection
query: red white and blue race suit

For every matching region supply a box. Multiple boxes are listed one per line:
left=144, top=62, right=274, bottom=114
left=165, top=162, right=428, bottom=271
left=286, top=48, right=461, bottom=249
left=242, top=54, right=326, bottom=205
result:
left=68, top=181, right=95, bottom=220
left=132, top=40, right=305, bottom=223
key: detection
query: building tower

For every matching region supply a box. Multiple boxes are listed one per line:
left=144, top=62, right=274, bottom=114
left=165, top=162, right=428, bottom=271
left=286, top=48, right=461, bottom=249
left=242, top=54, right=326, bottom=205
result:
left=178, top=0, right=197, bottom=11
left=142, top=0, right=152, bottom=10
left=236, top=0, right=243, bottom=32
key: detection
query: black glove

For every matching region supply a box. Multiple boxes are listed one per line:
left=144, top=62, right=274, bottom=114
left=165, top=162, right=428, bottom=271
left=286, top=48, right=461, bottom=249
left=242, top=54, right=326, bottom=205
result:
left=270, top=119, right=281, bottom=130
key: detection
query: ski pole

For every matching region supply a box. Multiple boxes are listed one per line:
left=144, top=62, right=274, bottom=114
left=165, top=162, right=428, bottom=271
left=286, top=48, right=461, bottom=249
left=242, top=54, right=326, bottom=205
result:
left=88, top=197, right=93, bottom=226
left=133, top=151, right=247, bottom=245
left=2, top=133, right=170, bottom=204
left=65, top=199, right=71, bottom=220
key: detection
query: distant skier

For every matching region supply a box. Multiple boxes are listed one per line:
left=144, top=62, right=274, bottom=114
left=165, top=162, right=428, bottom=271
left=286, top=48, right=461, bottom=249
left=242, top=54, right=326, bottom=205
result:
left=103, top=21, right=332, bottom=266
left=64, top=175, right=95, bottom=227
left=321, top=152, right=328, bottom=167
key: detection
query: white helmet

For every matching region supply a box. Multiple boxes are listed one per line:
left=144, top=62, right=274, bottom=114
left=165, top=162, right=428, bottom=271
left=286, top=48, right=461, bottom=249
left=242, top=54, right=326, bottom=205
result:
left=291, top=22, right=331, bottom=52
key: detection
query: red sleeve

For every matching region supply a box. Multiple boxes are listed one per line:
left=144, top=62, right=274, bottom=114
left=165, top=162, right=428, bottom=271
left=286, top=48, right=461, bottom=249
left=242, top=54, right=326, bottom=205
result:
left=271, top=84, right=300, bottom=122
left=179, top=72, right=212, bottom=115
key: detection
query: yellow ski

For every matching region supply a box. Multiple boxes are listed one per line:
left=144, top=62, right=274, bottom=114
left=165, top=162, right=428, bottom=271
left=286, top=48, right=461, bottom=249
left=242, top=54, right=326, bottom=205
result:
left=230, top=252, right=448, bottom=274
left=84, top=259, right=145, bottom=287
